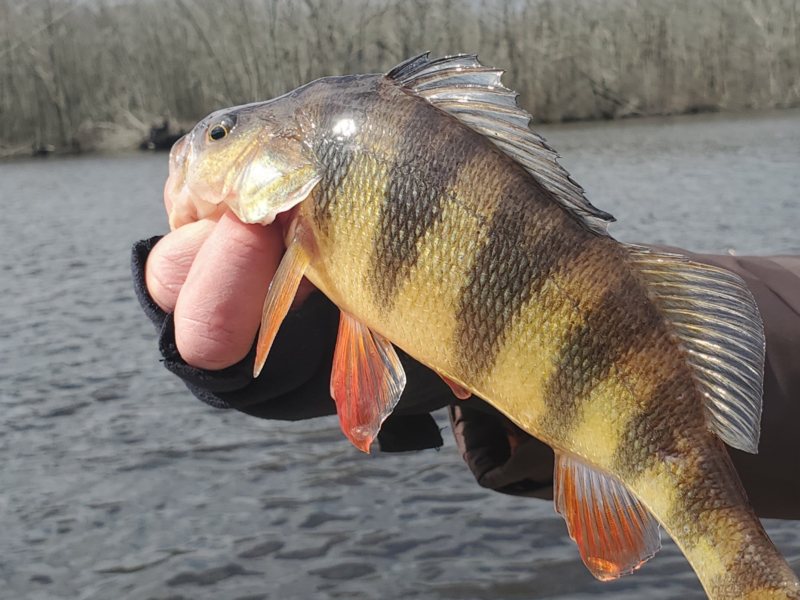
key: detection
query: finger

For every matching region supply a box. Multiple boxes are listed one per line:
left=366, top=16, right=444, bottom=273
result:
left=145, top=219, right=217, bottom=313
left=174, top=210, right=284, bottom=370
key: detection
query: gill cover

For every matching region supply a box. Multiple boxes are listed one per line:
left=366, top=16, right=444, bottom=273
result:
left=223, top=136, right=321, bottom=226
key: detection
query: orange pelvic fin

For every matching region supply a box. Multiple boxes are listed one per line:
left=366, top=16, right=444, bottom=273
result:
left=330, top=312, right=407, bottom=453
left=253, top=240, right=312, bottom=378
left=554, top=452, right=661, bottom=581
left=439, top=375, right=472, bottom=400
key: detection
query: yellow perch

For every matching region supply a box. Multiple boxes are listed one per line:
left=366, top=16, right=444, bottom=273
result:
left=163, top=54, right=800, bottom=598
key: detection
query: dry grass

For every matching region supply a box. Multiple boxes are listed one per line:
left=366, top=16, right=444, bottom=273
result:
left=1, top=0, right=799, bottom=154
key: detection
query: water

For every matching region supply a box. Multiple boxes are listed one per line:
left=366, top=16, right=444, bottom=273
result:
left=1, top=109, right=799, bottom=600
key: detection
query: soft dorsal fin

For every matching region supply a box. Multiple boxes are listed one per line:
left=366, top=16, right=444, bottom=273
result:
left=554, top=452, right=661, bottom=581
left=626, top=245, right=765, bottom=453
left=387, top=53, right=614, bottom=236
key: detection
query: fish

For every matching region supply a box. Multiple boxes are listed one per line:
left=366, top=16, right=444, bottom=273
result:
left=163, top=54, right=800, bottom=599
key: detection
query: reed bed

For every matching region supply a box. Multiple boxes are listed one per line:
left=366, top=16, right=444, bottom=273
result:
left=1, top=0, right=798, bottom=154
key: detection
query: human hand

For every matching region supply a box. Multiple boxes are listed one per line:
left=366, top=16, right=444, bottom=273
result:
left=144, top=209, right=316, bottom=370
left=449, top=404, right=555, bottom=499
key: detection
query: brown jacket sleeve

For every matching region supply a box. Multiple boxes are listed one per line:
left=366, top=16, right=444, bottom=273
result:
left=451, top=251, right=800, bottom=520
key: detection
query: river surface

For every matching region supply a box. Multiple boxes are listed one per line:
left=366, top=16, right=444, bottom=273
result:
left=1, top=109, right=799, bottom=600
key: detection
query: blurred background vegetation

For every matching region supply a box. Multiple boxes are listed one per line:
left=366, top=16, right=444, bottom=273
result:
left=1, top=0, right=798, bottom=155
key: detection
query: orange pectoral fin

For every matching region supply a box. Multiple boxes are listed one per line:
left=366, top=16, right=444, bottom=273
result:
left=439, top=375, right=472, bottom=400
left=253, top=240, right=312, bottom=378
left=330, top=312, right=407, bottom=453
left=554, top=452, right=661, bottom=581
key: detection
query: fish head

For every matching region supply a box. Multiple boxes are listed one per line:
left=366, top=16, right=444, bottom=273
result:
left=164, top=99, right=320, bottom=230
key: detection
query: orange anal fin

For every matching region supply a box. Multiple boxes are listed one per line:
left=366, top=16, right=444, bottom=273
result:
left=440, top=375, right=472, bottom=400
left=253, top=240, right=312, bottom=378
left=554, top=452, right=661, bottom=581
left=330, top=312, right=407, bottom=454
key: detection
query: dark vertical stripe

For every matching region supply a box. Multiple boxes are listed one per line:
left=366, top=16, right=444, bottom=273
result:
left=612, top=370, right=697, bottom=480
left=307, top=75, right=387, bottom=237
left=611, top=352, right=705, bottom=552
left=454, top=177, right=589, bottom=382
left=311, top=137, right=356, bottom=236
left=369, top=99, right=487, bottom=310
left=538, top=282, right=641, bottom=439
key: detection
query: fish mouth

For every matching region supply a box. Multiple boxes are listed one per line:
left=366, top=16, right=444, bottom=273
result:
left=164, top=133, right=229, bottom=230
left=164, top=177, right=228, bottom=231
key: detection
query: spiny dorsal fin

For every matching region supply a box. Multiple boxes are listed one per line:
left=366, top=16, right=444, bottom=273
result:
left=626, top=245, right=765, bottom=453
left=386, top=53, right=614, bottom=236
left=554, top=452, right=661, bottom=581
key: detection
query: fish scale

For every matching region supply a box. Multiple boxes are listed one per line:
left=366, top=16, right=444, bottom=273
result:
left=163, top=54, right=799, bottom=599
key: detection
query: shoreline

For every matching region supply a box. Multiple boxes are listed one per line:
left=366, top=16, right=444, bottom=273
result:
left=3, top=105, right=798, bottom=161
left=6, top=0, right=797, bottom=164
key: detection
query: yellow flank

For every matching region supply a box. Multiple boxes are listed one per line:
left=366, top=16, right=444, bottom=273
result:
left=629, top=463, right=682, bottom=535
left=688, top=539, right=730, bottom=588
left=566, top=366, right=635, bottom=467
left=638, top=466, right=676, bottom=513
left=384, top=195, right=485, bottom=373
left=478, top=277, right=576, bottom=431
left=305, top=155, right=388, bottom=324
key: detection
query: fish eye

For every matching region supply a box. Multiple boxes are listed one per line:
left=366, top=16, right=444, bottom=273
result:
left=208, top=114, right=236, bottom=142
left=209, top=125, right=228, bottom=141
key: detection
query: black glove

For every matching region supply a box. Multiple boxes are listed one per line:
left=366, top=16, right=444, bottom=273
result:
left=449, top=403, right=554, bottom=499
